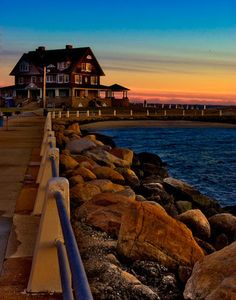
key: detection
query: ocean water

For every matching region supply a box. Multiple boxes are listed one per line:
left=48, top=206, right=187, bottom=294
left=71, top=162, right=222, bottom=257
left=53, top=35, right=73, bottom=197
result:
left=96, top=126, right=236, bottom=207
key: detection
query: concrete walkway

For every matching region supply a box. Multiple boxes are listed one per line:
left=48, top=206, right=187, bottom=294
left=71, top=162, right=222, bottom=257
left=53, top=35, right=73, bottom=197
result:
left=0, top=114, right=61, bottom=299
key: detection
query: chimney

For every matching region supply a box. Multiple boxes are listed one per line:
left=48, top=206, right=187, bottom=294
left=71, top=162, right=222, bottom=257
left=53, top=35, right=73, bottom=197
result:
left=36, top=46, right=46, bottom=52
left=66, top=45, right=73, bottom=49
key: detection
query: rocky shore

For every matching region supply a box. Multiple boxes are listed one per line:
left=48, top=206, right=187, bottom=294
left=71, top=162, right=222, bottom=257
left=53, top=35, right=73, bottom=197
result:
left=53, top=118, right=236, bottom=300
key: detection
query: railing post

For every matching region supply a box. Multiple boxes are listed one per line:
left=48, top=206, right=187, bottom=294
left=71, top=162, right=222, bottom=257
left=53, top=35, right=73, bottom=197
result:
left=44, top=112, right=52, bottom=131
left=40, top=132, right=55, bottom=157
left=76, top=111, right=80, bottom=118
left=58, top=111, right=62, bottom=119
left=66, top=111, right=70, bottom=118
left=34, top=147, right=59, bottom=215
left=27, top=177, right=70, bottom=293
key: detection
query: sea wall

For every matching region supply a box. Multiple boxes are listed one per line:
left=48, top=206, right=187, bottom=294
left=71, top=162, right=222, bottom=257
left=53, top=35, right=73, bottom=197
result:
left=53, top=117, right=236, bottom=300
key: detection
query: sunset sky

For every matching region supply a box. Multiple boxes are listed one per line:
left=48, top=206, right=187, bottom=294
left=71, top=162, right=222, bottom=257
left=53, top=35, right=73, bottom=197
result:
left=0, top=0, right=236, bottom=104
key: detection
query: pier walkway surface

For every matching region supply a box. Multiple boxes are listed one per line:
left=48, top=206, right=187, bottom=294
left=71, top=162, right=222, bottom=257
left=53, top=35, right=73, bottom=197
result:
left=0, top=114, right=60, bottom=299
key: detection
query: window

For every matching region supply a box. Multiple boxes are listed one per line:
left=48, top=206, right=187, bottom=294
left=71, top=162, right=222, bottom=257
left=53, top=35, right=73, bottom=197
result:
left=57, top=74, right=64, bottom=83
left=81, top=63, right=92, bottom=72
left=59, top=89, right=69, bottom=97
left=18, top=77, right=24, bottom=84
left=86, top=55, right=92, bottom=59
left=75, top=74, right=82, bottom=84
left=84, top=76, right=88, bottom=84
left=64, top=75, right=69, bottom=83
left=85, top=90, right=88, bottom=97
left=46, top=75, right=54, bottom=82
left=57, top=61, right=70, bottom=71
left=19, top=62, right=29, bottom=72
left=91, top=76, right=98, bottom=85
left=31, top=76, right=36, bottom=83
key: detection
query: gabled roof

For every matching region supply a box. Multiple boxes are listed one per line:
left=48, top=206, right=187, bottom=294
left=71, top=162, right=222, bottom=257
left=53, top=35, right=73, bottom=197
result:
left=109, top=84, right=130, bottom=91
left=10, top=47, right=105, bottom=76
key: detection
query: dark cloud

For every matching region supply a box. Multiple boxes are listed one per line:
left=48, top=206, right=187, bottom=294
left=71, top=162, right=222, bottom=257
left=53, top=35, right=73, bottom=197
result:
left=101, top=53, right=236, bottom=72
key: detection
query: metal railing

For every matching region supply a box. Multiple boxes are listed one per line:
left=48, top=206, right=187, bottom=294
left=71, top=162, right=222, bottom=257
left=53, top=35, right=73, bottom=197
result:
left=27, top=112, right=93, bottom=300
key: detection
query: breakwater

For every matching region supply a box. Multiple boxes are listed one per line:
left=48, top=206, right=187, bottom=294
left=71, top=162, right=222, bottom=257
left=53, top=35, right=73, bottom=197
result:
left=50, top=106, right=236, bottom=126
left=53, top=116, right=236, bottom=300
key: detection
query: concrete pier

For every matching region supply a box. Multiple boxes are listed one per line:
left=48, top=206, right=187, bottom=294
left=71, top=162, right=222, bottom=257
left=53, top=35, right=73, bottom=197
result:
left=0, top=114, right=60, bottom=299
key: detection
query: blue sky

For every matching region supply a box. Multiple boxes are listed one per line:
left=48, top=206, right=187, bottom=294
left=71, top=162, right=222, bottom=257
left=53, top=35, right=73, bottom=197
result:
left=1, top=0, right=236, bottom=103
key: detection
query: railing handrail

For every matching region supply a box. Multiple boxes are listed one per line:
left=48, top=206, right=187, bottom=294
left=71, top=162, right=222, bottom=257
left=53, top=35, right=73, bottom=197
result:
left=55, top=191, right=93, bottom=300
left=28, top=112, right=93, bottom=299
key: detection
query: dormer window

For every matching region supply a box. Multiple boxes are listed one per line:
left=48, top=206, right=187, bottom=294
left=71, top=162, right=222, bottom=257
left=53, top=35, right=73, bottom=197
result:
left=57, top=61, right=70, bottom=71
left=81, top=63, right=92, bottom=72
left=19, top=61, right=29, bottom=72
left=86, top=55, right=92, bottom=59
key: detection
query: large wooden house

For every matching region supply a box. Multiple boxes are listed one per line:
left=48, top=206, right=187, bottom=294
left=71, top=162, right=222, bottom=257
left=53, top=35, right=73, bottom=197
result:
left=0, top=45, right=129, bottom=108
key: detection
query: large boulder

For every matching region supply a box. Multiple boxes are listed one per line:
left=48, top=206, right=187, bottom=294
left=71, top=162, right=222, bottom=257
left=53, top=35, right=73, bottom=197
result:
left=117, top=201, right=204, bottom=269
left=184, top=241, right=236, bottom=300
left=70, top=182, right=101, bottom=204
left=55, top=131, right=69, bottom=148
left=66, top=137, right=97, bottom=154
left=115, top=187, right=136, bottom=201
left=109, top=148, right=134, bottom=165
left=73, top=154, right=99, bottom=170
left=76, top=192, right=136, bottom=236
left=208, top=213, right=236, bottom=248
left=163, top=177, right=220, bottom=214
left=60, top=153, right=79, bottom=170
left=85, top=148, right=130, bottom=168
left=68, top=174, right=84, bottom=186
left=176, top=201, right=193, bottom=214
left=115, top=167, right=140, bottom=188
left=177, top=209, right=211, bottom=240
left=72, top=166, right=97, bottom=181
left=67, top=122, right=81, bottom=135
left=88, top=179, right=125, bottom=193
left=93, top=166, right=125, bottom=184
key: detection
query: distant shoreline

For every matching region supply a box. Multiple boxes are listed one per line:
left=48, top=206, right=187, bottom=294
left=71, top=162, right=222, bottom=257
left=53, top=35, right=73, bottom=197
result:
left=81, top=120, right=236, bottom=130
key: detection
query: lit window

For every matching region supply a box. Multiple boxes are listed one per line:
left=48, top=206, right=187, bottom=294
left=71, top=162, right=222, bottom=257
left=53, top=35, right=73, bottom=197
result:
left=81, top=63, right=92, bottom=72
left=75, top=75, right=82, bottom=84
left=91, top=76, right=98, bottom=85
left=84, top=76, right=88, bottom=83
left=86, top=55, right=92, bottom=59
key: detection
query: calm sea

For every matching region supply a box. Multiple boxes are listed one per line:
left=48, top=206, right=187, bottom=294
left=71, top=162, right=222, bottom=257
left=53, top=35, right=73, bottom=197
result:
left=95, top=126, right=236, bottom=207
